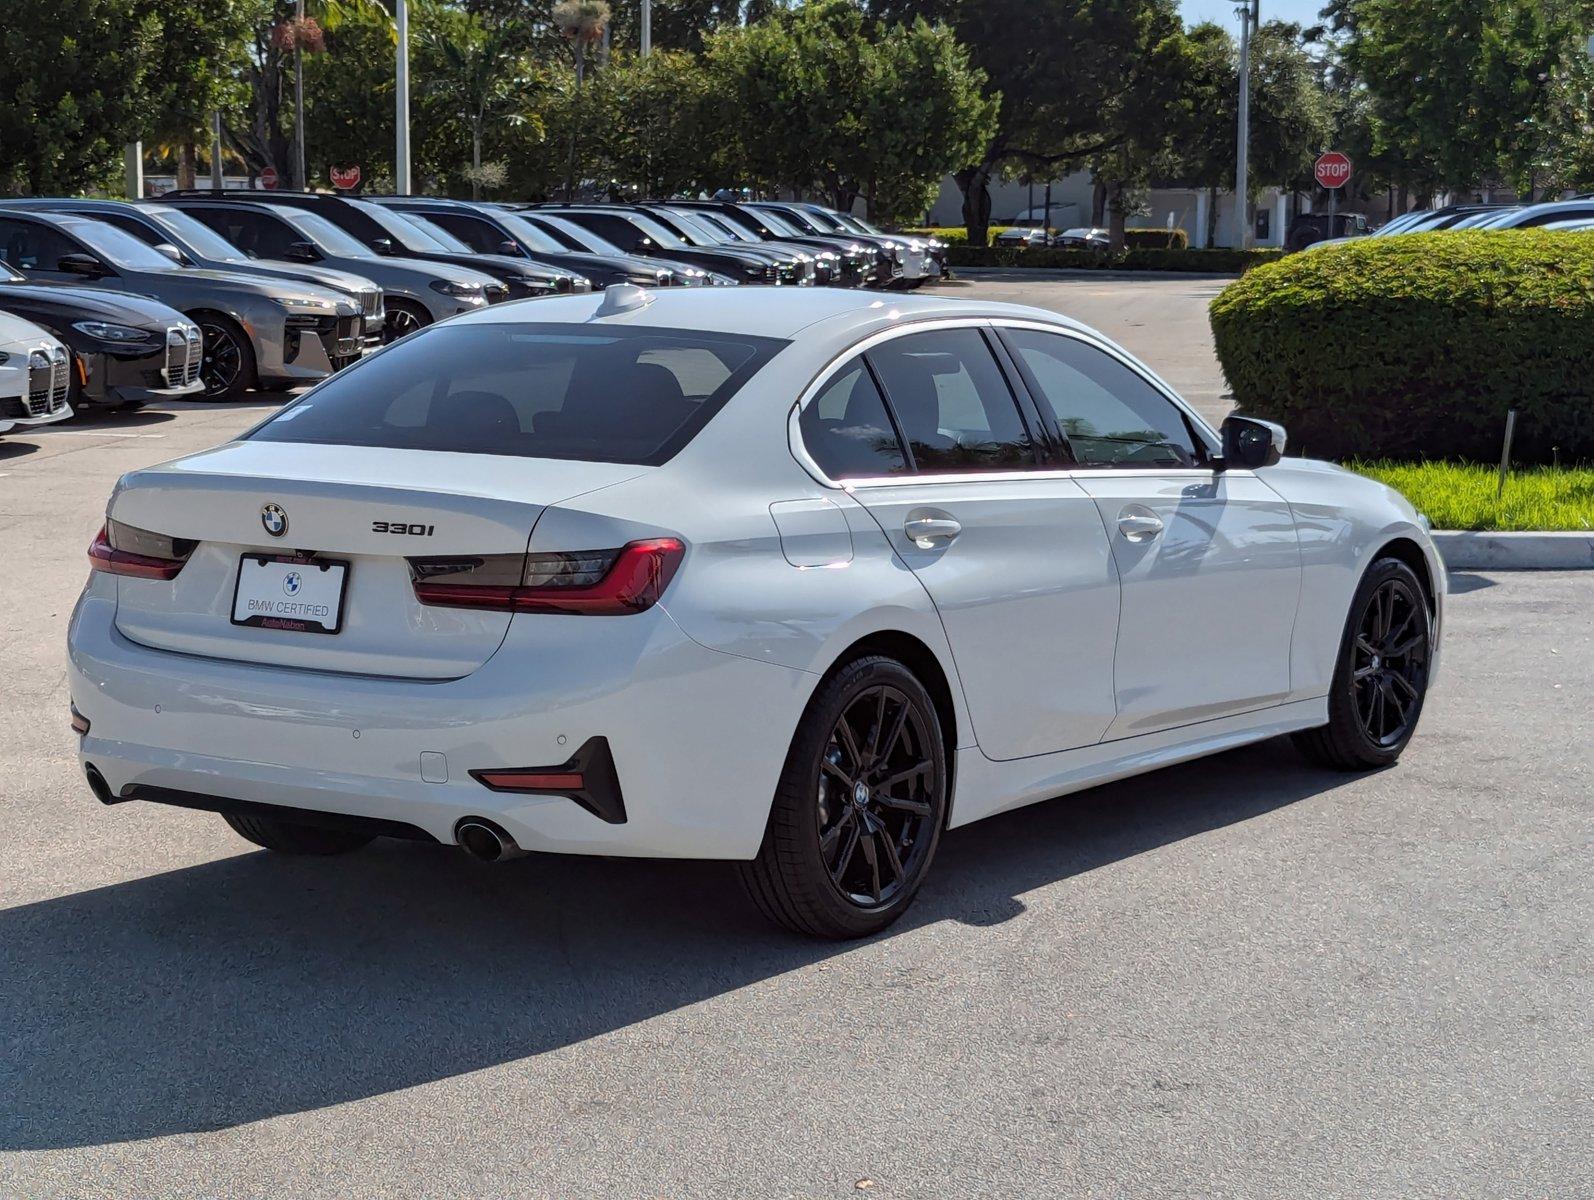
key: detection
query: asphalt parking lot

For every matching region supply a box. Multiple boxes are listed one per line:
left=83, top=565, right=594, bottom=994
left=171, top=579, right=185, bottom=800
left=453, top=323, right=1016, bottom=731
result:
left=1, top=277, right=1589, bottom=1198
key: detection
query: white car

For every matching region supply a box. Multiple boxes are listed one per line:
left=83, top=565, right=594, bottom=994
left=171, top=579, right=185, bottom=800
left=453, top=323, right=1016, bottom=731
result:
left=69, top=286, right=1444, bottom=938
left=0, top=309, right=72, bottom=436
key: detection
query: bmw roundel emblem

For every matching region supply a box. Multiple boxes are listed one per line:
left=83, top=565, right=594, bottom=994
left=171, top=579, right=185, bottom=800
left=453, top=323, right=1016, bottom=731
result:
left=283, top=571, right=303, bottom=597
left=261, top=503, right=289, bottom=538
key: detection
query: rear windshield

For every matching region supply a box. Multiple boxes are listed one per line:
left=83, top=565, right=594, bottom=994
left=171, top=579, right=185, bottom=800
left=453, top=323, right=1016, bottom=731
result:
left=247, top=322, right=787, bottom=465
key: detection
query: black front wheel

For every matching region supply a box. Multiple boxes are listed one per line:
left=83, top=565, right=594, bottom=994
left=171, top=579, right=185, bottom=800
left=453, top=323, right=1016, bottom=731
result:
left=382, top=301, right=431, bottom=344
left=738, top=656, right=947, bottom=939
left=1294, top=557, right=1433, bottom=770
left=195, top=314, right=257, bottom=400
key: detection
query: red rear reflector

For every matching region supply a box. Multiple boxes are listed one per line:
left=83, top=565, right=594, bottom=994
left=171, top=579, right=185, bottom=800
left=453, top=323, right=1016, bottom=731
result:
left=413, top=537, right=684, bottom=615
left=475, top=771, right=585, bottom=792
left=70, top=706, right=90, bottom=735
left=87, top=525, right=187, bottom=580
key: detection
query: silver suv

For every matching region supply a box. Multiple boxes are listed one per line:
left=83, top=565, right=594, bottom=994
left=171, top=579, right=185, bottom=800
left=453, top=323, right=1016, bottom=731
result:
left=0, top=209, right=364, bottom=399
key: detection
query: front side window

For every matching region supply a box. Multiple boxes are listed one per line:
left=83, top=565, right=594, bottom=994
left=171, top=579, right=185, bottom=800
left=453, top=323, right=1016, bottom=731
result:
left=0, top=219, right=89, bottom=274
left=798, top=357, right=907, bottom=479
left=866, top=328, right=1035, bottom=474
left=185, top=208, right=298, bottom=259
left=247, top=322, right=787, bottom=466
left=1002, top=328, right=1201, bottom=468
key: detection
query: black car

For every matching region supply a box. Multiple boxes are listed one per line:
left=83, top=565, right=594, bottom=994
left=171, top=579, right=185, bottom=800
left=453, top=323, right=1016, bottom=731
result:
left=156, top=190, right=588, bottom=300
left=528, top=207, right=781, bottom=285
left=1284, top=212, right=1372, bottom=252
left=364, top=197, right=684, bottom=290
left=0, top=259, right=202, bottom=409
left=666, top=200, right=882, bottom=285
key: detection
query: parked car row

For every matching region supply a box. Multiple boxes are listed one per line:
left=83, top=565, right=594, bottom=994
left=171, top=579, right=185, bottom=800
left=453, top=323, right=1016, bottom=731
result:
left=994, top=225, right=1112, bottom=251
left=1297, top=197, right=1594, bottom=253
left=0, top=191, right=942, bottom=431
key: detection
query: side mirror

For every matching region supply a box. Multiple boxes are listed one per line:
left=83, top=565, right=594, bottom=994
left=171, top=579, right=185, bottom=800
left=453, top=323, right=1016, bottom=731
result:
left=497, top=239, right=521, bottom=256
left=57, top=253, right=107, bottom=277
left=285, top=241, right=321, bottom=262
left=371, top=237, right=395, bottom=255
left=154, top=242, right=186, bottom=265
left=1219, top=415, right=1286, bottom=470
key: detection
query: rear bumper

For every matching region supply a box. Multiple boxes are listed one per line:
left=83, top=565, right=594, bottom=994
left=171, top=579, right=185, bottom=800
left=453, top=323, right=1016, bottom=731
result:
left=68, top=588, right=815, bottom=859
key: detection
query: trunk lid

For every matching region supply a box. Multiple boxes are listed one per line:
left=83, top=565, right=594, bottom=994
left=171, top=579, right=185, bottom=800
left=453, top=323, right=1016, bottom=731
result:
left=108, top=441, right=646, bottom=678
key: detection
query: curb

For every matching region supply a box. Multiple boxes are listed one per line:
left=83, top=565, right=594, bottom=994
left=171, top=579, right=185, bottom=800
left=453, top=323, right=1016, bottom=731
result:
left=1432, top=531, right=1594, bottom=571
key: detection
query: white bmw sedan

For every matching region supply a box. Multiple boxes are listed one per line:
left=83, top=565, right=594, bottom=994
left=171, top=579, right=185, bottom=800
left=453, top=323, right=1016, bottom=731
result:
left=70, top=285, right=1443, bottom=938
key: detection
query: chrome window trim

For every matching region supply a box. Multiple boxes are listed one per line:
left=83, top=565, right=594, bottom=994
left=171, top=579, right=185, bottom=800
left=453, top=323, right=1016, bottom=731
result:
left=788, top=317, right=1224, bottom=491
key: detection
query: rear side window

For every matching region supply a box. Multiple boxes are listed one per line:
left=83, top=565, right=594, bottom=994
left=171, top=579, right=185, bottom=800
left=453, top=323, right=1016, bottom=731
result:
left=866, top=328, right=1036, bottom=473
left=247, top=322, right=786, bottom=465
left=798, top=357, right=907, bottom=478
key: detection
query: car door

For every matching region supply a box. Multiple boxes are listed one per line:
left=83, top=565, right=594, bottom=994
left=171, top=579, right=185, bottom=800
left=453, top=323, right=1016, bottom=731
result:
left=422, top=210, right=511, bottom=255
left=997, top=324, right=1302, bottom=739
left=799, top=325, right=1121, bottom=762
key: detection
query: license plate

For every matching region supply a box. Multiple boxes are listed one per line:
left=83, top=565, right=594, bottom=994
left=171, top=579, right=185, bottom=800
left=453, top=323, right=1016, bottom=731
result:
left=231, top=555, right=349, bottom=635
left=901, top=249, right=926, bottom=278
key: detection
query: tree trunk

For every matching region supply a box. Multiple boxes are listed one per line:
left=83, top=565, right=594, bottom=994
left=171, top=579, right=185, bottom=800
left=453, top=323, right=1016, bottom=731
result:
left=1107, top=181, right=1127, bottom=250
left=1092, top=176, right=1107, bottom=226
left=471, top=119, right=482, bottom=200
left=954, top=161, right=993, bottom=247
left=178, top=142, right=197, bottom=190
left=1206, top=185, right=1219, bottom=248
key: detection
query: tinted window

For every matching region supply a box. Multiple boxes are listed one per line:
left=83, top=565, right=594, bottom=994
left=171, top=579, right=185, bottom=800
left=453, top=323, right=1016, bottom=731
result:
left=799, top=358, right=907, bottom=479
left=0, top=219, right=87, bottom=273
left=249, top=323, right=786, bottom=465
left=1003, top=328, right=1201, bottom=468
left=187, top=208, right=299, bottom=259
left=564, top=212, right=642, bottom=252
left=425, top=212, right=505, bottom=254
left=867, top=329, right=1035, bottom=473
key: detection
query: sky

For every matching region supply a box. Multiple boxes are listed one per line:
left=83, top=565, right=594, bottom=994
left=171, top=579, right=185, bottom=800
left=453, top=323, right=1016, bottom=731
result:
left=1179, top=0, right=1324, bottom=30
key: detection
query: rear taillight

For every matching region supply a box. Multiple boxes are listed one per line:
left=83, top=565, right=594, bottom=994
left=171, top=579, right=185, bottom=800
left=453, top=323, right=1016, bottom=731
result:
left=87, top=521, right=195, bottom=580
left=410, top=538, right=684, bottom=615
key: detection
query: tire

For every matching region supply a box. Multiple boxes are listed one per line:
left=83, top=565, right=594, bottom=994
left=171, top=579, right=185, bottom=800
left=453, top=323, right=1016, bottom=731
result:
left=192, top=313, right=257, bottom=401
left=221, top=812, right=373, bottom=855
left=382, top=300, right=432, bottom=344
left=1293, top=556, right=1433, bottom=771
left=737, top=655, right=948, bottom=939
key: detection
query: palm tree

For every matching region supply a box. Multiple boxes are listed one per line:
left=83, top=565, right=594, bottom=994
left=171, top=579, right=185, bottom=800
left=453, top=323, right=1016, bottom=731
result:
left=553, top=0, right=610, bottom=200
left=424, top=21, right=531, bottom=198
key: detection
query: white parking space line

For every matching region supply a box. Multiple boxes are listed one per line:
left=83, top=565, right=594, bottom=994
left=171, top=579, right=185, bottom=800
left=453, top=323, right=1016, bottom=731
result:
left=47, top=431, right=168, bottom=438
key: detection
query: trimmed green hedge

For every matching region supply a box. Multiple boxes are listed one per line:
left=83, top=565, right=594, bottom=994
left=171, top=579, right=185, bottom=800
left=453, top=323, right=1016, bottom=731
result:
left=904, top=226, right=1010, bottom=246
left=948, top=246, right=1283, bottom=273
left=1125, top=228, right=1190, bottom=250
left=1210, top=232, right=1594, bottom=464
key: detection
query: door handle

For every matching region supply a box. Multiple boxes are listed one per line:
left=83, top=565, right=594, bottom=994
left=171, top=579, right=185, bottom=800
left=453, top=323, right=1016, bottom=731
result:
left=904, top=515, right=962, bottom=547
left=1117, top=511, right=1165, bottom=542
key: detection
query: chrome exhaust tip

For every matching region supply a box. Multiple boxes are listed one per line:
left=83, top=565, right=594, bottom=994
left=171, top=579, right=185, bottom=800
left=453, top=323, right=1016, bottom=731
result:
left=455, top=818, right=525, bottom=863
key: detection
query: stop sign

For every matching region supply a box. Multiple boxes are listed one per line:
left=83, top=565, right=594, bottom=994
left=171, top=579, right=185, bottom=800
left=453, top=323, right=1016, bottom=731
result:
left=330, top=165, right=362, bottom=191
left=258, top=165, right=279, bottom=190
left=1315, top=152, right=1353, bottom=190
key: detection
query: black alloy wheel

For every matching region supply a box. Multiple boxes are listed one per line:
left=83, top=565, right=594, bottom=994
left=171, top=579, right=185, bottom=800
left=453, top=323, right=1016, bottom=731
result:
left=739, top=656, right=947, bottom=938
left=1295, top=556, right=1432, bottom=770
left=817, top=684, right=938, bottom=908
left=198, top=318, right=252, bottom=400
left=382, top=302, right=430, bottom=344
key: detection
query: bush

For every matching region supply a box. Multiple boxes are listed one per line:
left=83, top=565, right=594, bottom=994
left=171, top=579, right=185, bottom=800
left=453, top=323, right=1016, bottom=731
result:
left=902, top=226, right=1009, bottom=246
left=1210, top=232, right=1594, bottom=464
left=1125, top=228, right=1190, bottom=250
left=947, top=246, right=1282, bottom=273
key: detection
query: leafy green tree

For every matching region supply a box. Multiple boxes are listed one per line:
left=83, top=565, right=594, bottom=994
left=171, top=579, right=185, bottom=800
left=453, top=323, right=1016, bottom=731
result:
left=553, top=0, right=612, bottom=198
left=147, top=0, right=258, bottom=188
left=706, top=0, right=994, bottom=220
left=1335, top=0, right=1585, bottom=195
left=0, top=0, right=162, bottom=193
left=581, top=50, right=715, bottom=197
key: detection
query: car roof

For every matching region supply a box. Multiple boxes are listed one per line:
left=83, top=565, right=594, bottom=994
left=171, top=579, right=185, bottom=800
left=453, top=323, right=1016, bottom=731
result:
left=0, top=208, right=106, bottom=233
left=451, top=284, right=1091, bottom=342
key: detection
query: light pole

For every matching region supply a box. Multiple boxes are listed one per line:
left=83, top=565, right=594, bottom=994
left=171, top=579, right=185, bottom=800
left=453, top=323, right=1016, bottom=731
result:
left=210, top=110, right=225, bottom=189
left=641, top=0, right=652, bottom=56
left=396, top=0, right=411, bottom=194
left=1234, top=0, right=1259, bottom=249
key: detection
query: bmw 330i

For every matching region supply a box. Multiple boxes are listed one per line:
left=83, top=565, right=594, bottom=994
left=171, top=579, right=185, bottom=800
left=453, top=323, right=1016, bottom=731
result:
left=69, top=286, right=1444, bottom=938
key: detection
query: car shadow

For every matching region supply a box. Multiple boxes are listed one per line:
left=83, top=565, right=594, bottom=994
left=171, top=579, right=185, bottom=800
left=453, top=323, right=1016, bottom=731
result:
left=0, top=439, right=40, bottom=461
left=1445, top=572, right=1497, bottom=595
left=68, top=408, right=177, bottom=429
left=0, top=739, right=1350, bottom=1150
